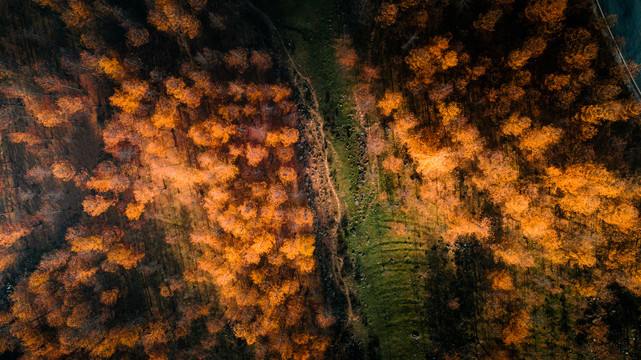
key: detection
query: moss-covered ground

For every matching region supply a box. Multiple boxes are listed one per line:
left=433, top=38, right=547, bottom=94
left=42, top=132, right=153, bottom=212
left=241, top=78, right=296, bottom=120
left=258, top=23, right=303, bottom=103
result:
left=252, top=1, right=434, bottom=358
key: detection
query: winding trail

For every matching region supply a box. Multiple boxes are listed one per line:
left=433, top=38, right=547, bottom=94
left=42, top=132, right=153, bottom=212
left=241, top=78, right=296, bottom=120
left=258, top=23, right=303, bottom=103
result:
left=244, top=0, right=354, bottom=317
left=244, top=3, right=436, bottom=358
left=244, top=1, right=342, bottom=222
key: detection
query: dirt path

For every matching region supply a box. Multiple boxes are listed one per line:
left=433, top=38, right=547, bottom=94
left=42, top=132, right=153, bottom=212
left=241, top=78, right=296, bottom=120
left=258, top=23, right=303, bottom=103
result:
left=244, top=1, right=341, bottom=222
left=244, top=0, right=354, bottom=318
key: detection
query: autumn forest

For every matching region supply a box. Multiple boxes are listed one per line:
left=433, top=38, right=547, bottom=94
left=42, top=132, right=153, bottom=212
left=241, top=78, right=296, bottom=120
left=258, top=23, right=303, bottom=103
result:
left=1, top=0, right=641, bottom=359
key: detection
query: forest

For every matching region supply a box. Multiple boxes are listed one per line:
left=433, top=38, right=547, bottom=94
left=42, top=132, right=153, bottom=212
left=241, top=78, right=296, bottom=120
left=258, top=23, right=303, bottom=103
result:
left=1, top=0, right=641, bottom=359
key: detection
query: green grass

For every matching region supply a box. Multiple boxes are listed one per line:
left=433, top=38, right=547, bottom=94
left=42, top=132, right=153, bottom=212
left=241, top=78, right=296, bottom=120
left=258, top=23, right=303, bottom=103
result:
left=349, top=205, right=432, bottom=359
left=253, top=0, right=434, bottom=357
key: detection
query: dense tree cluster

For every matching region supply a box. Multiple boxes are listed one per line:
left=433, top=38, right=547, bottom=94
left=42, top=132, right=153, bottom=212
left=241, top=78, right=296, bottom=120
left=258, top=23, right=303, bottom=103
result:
left=3, top=0, right=641, bottom=358
left=0, top=0, right=331, bottom=359
left=358, top=0, right=641, bottom=357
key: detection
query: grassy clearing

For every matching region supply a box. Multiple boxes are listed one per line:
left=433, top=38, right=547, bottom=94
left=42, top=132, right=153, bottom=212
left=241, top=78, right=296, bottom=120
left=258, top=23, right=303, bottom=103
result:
left=253, top=0, right=434, bottom=358
left=348, top=205, right=432, bottom=359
